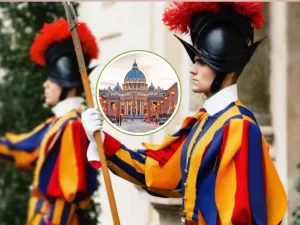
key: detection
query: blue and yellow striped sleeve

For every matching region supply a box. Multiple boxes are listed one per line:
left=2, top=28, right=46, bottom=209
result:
left=0, top=117, right=54, bottom=171
left=96, top=131, right=184, bottom=198
left=88, top=114, right=201, bottom=198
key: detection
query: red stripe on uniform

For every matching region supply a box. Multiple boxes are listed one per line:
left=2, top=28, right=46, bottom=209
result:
left=45, top=133, right=55, bottom=153
left=90, top=161, right=101, bottom=169
left=231, top=120, right=251, bottom=224
left=219, top=123, right=230, bottom=162
left=72, top=121, right=88, bottom=193
left=47, top=150, right=63, bottom=197
left=103, top=131, right=122, bottom=157
left=145, top=133, right=188, bottom=167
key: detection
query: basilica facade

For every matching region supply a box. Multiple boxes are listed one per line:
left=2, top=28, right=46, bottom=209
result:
left=99, top=60, right=178, bottom=119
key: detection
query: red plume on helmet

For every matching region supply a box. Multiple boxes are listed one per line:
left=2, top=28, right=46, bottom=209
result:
left=162, top=2, right=265, bottom=34
left=30, top=19, right=99, bottom=66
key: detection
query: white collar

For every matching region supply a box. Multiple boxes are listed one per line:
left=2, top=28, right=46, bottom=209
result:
left=203, top=84, right=238, bottom=116
left=51, top=97, right=84, bottom=118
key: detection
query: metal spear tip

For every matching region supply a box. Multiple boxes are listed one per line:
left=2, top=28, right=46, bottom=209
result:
left=62, top=2, right=77, bottom=29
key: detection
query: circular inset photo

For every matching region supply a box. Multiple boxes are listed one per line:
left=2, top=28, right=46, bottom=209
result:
left=96, top=50, right=181, bottom=136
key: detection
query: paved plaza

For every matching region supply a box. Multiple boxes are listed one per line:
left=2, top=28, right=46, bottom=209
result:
left=114, top=119, right=160, bottom=133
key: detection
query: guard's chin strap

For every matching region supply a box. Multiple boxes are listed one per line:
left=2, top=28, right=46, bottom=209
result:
left=210, top=72, right=227, bottom=93
left=59, top=87, right=71, bottom=101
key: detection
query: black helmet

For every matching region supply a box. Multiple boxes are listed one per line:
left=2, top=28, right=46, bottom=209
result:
left=163, top=2, right=265, bottom=92
left=30, top=19, right=99, bottom=88
left=44, top=38, right=92, bottom=88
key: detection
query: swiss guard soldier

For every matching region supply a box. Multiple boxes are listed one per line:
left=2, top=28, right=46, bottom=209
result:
left=0, top=19, right=99, bottom=225
left=82, top=2, right=287, bottom=225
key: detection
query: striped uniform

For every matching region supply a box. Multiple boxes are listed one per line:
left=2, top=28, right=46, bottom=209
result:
left=97, top=100, right=287, bottom=225
left=0, top=109, right=98, bottom=225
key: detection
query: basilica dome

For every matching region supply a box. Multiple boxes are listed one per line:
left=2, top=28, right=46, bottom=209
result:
left=114, top=82, right=122, bottom=91
left=148, top=82, right=155, bottom=91
left=124, top=59, right=146, bottom=82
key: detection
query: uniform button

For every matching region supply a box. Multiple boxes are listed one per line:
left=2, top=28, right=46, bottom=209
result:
left=184, top=169, right=188, bottom=173
left=184, top=183, right=187, bottom=187
left=183, top=196, right=187, bottom=201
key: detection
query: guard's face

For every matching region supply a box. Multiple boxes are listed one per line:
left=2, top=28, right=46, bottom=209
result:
left=190, top=56, right=216, bottom=94
left=43, top=78, right=62, bottom=106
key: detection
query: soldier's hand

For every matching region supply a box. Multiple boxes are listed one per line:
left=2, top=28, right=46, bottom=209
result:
left=82, top=108, right=104, bottom=142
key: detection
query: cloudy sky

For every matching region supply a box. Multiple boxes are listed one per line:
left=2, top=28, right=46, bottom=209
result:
left=98, top=52, right=178, bottom=90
